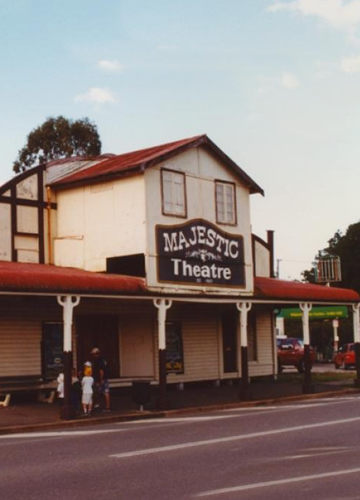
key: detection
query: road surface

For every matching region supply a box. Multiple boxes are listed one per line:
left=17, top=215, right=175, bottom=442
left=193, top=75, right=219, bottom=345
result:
left=1, top=394, right=360, bottom=499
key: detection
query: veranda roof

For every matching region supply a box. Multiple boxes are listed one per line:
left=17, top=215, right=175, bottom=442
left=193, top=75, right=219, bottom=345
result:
left=0, top=261, right=358, bottom=304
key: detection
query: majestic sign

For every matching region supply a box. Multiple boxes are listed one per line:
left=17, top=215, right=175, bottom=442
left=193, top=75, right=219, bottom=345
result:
left=156, top=219, right=245, bottom=287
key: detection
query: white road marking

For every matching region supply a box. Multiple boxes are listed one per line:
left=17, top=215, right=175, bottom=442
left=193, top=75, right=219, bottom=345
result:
left=223, top=397, right=360, bottom=412
left=0, top=429, right=125, bottom=439
left=223, top=403, right=327, bottom=411
left=223, top=406, right=280, bottom=411
left=195, top=467, right=360, bottom=496
left=110, top=415, right=360, bottom=459
left=306, top=446, right=349, bottom=453
left=121, top=416, right=237, bottom=424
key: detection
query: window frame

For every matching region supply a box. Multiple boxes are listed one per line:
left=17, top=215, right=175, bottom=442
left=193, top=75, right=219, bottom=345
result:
left=161, top=168, right=187, bottom=218
left=215, top=180, right=237, bottom=226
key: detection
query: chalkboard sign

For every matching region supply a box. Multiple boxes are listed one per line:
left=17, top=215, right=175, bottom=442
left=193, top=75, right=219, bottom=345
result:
left=166, top=322, right=184, bottom=374
left=42, top=322, right=64, bottom=380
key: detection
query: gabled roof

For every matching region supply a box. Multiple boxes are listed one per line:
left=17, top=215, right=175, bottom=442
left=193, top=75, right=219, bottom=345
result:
left=0, top=261, right=358, bottom=304
left=49, top=135, right=264, bottom=195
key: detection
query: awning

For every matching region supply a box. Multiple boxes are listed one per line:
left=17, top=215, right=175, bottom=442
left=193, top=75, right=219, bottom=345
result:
left=254, top=277, right=359, bottom=303
left=0, top=261, right=358, bottom=304
left=0, top=261, right=147, bottom=295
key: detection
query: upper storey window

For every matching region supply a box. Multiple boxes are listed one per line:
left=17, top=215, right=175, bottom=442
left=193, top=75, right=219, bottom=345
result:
left=161, top=169, right=187, bottom=217
left=215, top=181, right=236, bottom=225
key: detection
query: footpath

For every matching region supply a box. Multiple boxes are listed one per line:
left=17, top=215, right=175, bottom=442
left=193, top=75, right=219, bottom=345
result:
left=0, top=371, right=358, bottom=436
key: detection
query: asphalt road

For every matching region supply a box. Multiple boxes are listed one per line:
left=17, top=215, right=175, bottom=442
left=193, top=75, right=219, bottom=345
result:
left=1, top=395, right=360, bottom=500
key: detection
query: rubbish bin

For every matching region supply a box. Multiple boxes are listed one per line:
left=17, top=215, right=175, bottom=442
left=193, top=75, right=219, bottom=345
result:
left=132, top=380, right=151, bottom=411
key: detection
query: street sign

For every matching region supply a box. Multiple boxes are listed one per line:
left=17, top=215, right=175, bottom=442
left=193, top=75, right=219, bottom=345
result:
left=278, top=305, right=348, bottom=320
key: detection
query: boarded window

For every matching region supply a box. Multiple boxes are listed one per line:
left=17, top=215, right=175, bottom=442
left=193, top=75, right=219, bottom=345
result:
left=215, top=181, right=236, bottom=225
left=162, top=169, right=186, bottom=217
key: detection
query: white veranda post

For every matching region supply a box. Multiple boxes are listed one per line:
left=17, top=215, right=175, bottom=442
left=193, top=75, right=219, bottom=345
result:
left=352, top=304, right=360, bottom=387
left=236, top=302, right=252, bottom=400
left=300, top=302, right=314, bottom=394
left=153, top=299, right=172, bottom=410
left=57, top=295, right=80, bottom=420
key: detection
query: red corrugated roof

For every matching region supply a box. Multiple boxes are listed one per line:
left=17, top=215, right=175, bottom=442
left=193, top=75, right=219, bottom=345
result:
left=254, top=277, right=359, bottom=303
left=49, top=135, right=264, bottom=195
left=0, top=261, right=358, bottom=303
left=0, top=261, right=147, bottom=296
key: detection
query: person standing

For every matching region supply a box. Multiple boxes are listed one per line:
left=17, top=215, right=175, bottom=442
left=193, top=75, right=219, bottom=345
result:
left=81, top=361, right=94, bottom=416
left=71, top=367, right=82, bottom=414
left=90, top=347, right=111, bottom=412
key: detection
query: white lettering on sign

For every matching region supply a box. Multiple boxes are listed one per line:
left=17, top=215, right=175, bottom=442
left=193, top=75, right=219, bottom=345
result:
left=163, top=225, right=239, bottom=259
left=172, top=259, right=232, bottom=280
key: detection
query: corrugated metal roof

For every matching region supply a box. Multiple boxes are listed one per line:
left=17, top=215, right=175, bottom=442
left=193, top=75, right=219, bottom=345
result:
left=0, top=261, right=358, bottom=303
left=49, top=135, right=264, bottom=195
left=254, top=277, right=359, bottom=303
left=0, top=261, right=146, bottom=296
left=46, top=158, right=108, bottom=184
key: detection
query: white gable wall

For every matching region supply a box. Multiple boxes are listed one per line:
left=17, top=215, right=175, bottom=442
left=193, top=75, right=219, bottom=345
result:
left=145, top=147, right=254, bottom=293
left=53, top=146, right=255, bottom=292
left=54, top=176, right=146, bottom=271
left=254, top=239, right=271, bottom=277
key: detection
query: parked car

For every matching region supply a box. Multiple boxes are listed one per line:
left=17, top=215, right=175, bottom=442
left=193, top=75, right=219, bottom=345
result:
left=277, top=337, right=316, bottom=373
left=334, top=343, right=356, bottom=370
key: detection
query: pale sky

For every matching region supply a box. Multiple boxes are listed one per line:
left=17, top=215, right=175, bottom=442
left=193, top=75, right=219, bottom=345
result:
left=1, top=0, right=360, bottom=280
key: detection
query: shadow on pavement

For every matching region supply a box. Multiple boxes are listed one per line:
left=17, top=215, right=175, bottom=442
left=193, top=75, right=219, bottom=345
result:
left=0, top=366, right=358, bottom=433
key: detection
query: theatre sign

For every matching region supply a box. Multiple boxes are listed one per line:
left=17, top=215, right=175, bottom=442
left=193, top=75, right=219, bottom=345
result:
left=156, top=219, right=245, bottom=287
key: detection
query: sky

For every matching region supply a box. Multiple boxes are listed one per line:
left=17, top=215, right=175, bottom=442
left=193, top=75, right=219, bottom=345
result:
left=1, top=0, right=360, bottom=280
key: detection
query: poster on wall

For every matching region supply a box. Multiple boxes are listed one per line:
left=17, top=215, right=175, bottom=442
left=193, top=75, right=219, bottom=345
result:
left=42, top=322, right=64, bottom=380
left=166, top=322, right=184, bottom=374
left=156, top=219, right=245, bottom=287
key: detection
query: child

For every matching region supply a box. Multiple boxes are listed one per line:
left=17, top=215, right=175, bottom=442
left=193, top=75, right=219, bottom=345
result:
left=57, top=373, right=64, bottom=403
left=81, top=362, right=94, bottom=416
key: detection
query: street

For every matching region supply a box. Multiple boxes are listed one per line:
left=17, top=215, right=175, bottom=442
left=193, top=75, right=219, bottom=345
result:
left=1, top=394, right=360, bottom=499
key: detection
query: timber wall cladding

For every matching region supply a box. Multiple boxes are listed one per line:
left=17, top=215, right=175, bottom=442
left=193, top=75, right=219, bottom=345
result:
left=249, top=310, right=273, bottom=377
left=0, top=203, right=11, bottom=260
left=167, top=304, right=220, bottom=384
left=0, top=298, right=62, bottom=377
left=0, top=318, right=41, bottom=376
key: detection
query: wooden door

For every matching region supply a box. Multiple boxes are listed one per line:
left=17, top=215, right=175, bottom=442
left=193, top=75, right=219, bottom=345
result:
left=222, top=314, right=238, bottom=373
left=121, top=319, right=154, bottom=377
left=76, top=315, right=120, bottom=378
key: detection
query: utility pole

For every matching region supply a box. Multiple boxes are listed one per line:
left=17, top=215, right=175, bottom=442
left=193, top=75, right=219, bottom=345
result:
left=276, top=259, right=282, bottom=278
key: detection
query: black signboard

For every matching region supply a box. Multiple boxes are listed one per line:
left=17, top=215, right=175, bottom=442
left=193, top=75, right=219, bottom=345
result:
left=156, top=219, right=245, bottom=287
left=42, top=322, right=64, bottom=380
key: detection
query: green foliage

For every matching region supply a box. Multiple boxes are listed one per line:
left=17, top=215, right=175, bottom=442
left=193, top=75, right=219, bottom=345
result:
left=302, top=222, right=360, bottom=293
left=13, top=116, right=101, bottom=173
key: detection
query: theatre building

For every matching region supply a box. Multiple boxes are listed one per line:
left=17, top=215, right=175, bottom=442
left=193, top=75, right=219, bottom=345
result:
left=0, top=134, right=359, bottom=410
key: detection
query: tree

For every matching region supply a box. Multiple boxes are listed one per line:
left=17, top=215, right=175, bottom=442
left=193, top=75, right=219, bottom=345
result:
left=13, top=116, right=102, bottom=173
left=302, top=222, right=360, bottom=293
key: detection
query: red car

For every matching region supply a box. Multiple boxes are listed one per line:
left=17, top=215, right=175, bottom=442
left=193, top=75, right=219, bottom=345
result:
left=334, top=343, right=356, bottom=370
left=277, top=337, right=316, bottom=373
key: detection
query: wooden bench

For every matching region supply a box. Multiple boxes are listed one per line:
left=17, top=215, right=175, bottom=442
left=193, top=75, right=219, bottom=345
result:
left=0, top=376, right=57, bottom=406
